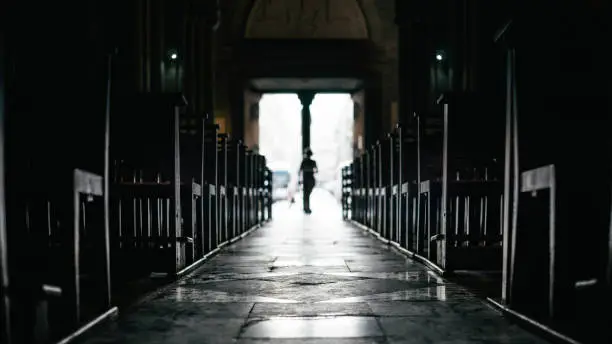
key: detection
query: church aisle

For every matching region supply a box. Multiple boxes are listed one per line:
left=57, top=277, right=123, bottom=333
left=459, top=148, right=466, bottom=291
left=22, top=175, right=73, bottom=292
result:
left=77, top=190, right=549, bottom=344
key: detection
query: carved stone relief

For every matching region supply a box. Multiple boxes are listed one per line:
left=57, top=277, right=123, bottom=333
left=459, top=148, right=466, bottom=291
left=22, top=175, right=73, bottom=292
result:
left=245, top=0, right=368, bottom=39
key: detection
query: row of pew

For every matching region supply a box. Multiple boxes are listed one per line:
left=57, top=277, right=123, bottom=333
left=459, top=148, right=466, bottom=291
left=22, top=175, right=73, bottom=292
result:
left=344, top=93, right=504, bottom=275
left=13, top=93, right=272, bottom=343
left=111, top=93, right=272, bottom=280
left=344, top=79, right=612, bottom=344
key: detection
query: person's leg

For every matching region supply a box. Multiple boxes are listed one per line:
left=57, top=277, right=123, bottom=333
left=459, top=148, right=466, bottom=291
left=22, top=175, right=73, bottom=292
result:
left=304, top=187, right=311, bottom=212
left=303, top=185, right=309, bottom=211
left=304, top=182, right=314, bottom=212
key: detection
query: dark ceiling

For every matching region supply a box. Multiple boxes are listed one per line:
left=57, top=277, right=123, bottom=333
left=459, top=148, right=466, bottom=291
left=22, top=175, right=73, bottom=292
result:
left=249, top=77, right=364, bottom=92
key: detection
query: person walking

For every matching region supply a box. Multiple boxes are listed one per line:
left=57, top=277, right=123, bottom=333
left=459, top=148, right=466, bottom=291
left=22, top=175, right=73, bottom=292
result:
left=298, top=148, right=317, bottom=214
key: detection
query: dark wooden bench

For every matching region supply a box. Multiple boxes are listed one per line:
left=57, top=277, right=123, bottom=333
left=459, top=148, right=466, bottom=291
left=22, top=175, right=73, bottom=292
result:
left=245, top=150, right=256, bottom=230
left=264, top=167, right=273, bottom=221
left=110, top=93, right=191, bottom=278
left=395, top=124, right=419, bottom=252
left=424, top=93, right=504, bottom=273
left=376, top=140, right=389, bottom=240
left=8, top=171, right=107, bottom=341
left=226, top=140, right=239, bottom=239
left=254, top=154, right=266, bottom=225
left=353, top=154, right=365, bottom=225
left=341, top=165, right=353, bottom=220
left=217, top=134, right=229, bottom=245
left=202, top=123, right=219, bottom=252
left=179, top=116, right=205, bottom=266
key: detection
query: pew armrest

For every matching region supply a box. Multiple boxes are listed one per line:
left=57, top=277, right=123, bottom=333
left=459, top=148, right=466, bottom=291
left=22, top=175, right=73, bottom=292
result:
left=43, top=284, right=62, bottom=298
left=192, top=182, right=202, bottom=197
left=431, top=233, right=445, bottom=242
left=575, top=279, right=597, bottom=290
left=177, top=236, right=194, bottom=244
left=119, top=236, right=193, bottom=244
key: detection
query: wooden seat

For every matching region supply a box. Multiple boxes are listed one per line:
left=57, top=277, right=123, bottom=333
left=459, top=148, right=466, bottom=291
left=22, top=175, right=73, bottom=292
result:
left=110, top=93, right=189, bottom=278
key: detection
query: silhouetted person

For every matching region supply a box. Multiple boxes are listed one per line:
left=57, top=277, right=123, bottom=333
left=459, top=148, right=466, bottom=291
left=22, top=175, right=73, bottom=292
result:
left=299, top=148, right=317, bottom=214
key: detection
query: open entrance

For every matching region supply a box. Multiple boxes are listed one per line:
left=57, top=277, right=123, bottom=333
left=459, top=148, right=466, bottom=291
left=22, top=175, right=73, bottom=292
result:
left=259, top=94, right=302, bottom=204
left=309, top=93, right=354, bottom=201
left=259, top=93, right=354, bottom=215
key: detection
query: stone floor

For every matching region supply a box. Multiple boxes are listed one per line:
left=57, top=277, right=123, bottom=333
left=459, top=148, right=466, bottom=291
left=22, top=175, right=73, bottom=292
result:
left=77, top=190, right=550, bottom=344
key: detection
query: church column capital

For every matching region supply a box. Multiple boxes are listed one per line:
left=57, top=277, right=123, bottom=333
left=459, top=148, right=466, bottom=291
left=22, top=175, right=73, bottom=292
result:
left=298, top=91, right=316, bottom=107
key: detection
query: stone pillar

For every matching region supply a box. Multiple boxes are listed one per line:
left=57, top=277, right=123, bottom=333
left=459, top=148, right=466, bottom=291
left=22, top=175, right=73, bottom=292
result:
left=230, top=76, right=245, bottom=140
left=363, top=81, right=382, bottom=148
left=298, top=91, right=315, bottom=151
left=244, top=90, right=262, bottom=149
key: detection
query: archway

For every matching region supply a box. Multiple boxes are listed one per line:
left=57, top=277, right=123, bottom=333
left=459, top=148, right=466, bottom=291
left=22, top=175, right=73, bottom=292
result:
left=245, top=0, right=369, bottom=39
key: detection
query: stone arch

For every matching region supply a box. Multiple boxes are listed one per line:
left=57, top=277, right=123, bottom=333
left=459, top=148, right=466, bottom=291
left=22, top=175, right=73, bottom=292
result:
left=244, top=0, right=369, bottom=39
left=358, top=0, right=384, bottom=43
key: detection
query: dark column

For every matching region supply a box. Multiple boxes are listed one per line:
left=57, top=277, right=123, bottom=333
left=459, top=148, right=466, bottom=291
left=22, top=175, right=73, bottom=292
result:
left=193, top=0, right=220, bottom=118
left=151, top=0, right=165, bottom=93
left=195, top=21, right=212, bottom=117
left=364, top=79, right=383, bottom=148
left=395, top=0, right=430, bottom=131
left=184, top=10, right=197, bottom=114
left=0, top=27, right=11, bottom=344
left=298, top=92, right=315, bottom=151
left=230, top=75, right=245, bottom=140
left=449, top=0, right=486, bottom=94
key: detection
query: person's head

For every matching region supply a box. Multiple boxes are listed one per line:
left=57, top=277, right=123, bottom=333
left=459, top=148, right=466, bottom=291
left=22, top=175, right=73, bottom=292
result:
left=304, top=148, right=313, bottom=158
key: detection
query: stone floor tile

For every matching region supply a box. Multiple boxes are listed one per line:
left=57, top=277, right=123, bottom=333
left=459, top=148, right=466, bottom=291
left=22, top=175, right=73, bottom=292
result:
left=249, top=302, right=373, bottom=318
left=240, top=317, right=383, bottom=338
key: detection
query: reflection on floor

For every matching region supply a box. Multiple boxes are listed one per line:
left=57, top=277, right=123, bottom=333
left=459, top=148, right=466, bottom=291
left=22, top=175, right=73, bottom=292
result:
left=77, top=189, right=550, bottom=343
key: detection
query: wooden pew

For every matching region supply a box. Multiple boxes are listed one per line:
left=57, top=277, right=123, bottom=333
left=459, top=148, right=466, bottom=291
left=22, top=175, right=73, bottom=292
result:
left=354, top=154, right=365, bottom=225
left=240, top=145, right=251, bottom=233
left=416, top=114, right=443, bottom=262
left=251, top=154, right=260, bottom=225
left=246, top=150, right=256, bottom=229
left=375, top=141, right=387, bottom=239
left=243, top=150, right=251, bottom=229
left=110, top=93, right=191, bottom=279
left=217, top=134, right=229, bottom=245
left=365, top=148, right=375, bottom=229
left=381, top=138, right=395, bottom=241
left=179, top=116, right=205, bottom=266
left=341, top=165, right=353, bottom=220
left=258, top=155, right=268, bottom=224
left=423, top=93, right=504, bottom=273
left=20, top=170, right=111, bottom=341
left=226, top=140, right=240, bottom=238
left=394, top=124, right=419, bottom=252
left=498, top=15, right=611, bottom=341
left=387, top=131, right=398, bottom=244
left=202, top=123, right=219, bottom=252
left=235, top=141, right=246, bottom=235
left=254, top=155, right=265, bottom=224
left=264, top=167, right=273, bottom=221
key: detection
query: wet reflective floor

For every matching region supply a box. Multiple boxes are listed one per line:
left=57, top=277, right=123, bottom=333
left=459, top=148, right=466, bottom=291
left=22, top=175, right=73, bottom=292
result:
left=78, top=190, right=550, bottom=343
